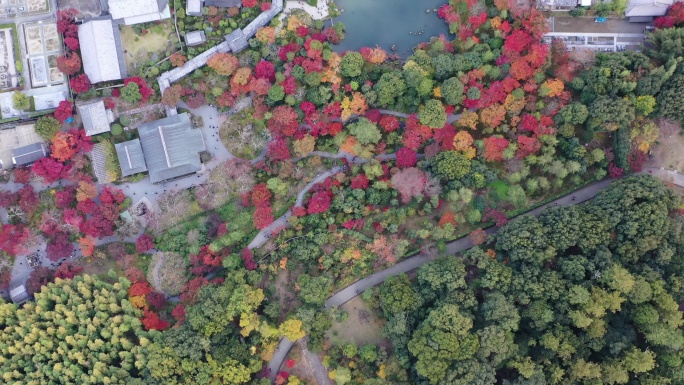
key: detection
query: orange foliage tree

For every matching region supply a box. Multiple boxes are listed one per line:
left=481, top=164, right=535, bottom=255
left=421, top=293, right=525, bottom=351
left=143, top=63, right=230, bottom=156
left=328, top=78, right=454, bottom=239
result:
left=76, top=181, right=98, bottom=202
left=207, top=52, right=239, bottom=76
left=78, top=236, right=95, bottom=257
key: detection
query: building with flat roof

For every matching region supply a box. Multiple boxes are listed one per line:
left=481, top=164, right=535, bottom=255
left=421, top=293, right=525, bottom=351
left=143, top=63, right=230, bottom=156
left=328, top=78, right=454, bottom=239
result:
left=77, top=100, right=113, bottom=136
left=108, top=0, right=171, bottom=25
left=78, top=17, right=127, bottom=83
left=115, top=138, right=148, bottom=177
left=138, top=113, right=205, bottom=183
left=12, top=142, right=46, bottom=166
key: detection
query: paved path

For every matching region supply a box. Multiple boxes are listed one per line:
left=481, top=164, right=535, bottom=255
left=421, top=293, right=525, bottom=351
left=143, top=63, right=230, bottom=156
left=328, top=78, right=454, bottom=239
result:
left=266, top=168, right=681, bottom=382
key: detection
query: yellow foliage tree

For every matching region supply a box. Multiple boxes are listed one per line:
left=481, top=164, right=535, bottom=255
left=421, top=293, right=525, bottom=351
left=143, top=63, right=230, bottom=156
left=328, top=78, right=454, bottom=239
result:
left=293, top=134, right=316, bottom=157
left=457, top=110, right=479, bottom=130
left=129, top=295, right=147, bottom=309
left=255, top=26, right=276, bottom=44
left=539, top=78, right=565, bottom=98
left=279, top=319, right=306, bottom=341
left=453, top=131, right=474, bottom=152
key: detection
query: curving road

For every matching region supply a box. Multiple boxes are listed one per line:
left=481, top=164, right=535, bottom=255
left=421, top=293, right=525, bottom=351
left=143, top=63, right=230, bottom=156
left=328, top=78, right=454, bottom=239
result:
left=266, top=167, right=684, bottom=382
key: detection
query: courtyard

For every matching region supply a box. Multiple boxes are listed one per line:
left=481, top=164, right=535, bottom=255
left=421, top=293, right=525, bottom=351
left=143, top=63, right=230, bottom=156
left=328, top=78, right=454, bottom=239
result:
left=23, top=21, right=63, bottom=87
left=0, top=0, right=48, bottom=17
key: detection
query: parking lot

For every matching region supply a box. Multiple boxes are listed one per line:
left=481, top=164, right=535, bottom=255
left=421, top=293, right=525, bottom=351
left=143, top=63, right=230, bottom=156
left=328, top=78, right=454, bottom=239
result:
left=551, top=16, right=650, bottom=34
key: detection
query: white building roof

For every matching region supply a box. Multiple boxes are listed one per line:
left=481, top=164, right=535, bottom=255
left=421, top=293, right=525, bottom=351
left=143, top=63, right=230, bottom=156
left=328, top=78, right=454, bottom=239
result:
left=109, top=0, right=171, bottom=25
left=187, top=0, right=203, bottom=15
left=78, top=18, right=126, bottom=83
left=185, top=30, right=206, bottom=46
left=625, top=0, right=673, bottom=17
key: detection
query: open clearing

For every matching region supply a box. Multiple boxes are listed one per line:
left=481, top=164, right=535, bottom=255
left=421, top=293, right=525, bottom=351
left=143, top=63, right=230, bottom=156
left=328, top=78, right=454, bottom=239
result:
left=647, top=121, right=684, bottom=172
left=325, top=296, right=390, bottom=348
left=120, top=21, right=175, bottom=73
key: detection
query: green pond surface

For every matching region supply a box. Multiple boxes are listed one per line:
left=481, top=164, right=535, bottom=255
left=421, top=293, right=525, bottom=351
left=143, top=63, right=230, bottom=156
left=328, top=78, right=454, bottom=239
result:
left=331, top=0, right=452, bottom=58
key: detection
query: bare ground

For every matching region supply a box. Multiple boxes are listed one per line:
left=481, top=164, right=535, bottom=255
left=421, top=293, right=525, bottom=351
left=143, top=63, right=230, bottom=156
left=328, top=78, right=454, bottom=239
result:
left=325, top=296, right=390, bottom=348
left=647, top=122, right=684, bottom=172
left=280, top=344, right=317, bottom=384
left=275, top=269, right=300, bottom=322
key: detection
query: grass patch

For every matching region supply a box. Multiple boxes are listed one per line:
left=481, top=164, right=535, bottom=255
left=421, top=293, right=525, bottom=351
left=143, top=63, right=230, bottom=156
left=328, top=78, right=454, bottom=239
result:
left=119, top=20, right=175, bottom=73
left=325, top=297, right=389, bottom=347
left=488, top=180, right=509, bottom=200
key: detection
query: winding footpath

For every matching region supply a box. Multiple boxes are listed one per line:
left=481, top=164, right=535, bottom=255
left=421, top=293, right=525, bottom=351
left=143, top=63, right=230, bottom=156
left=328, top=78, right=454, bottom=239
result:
left=265, top=167, right=684, bottom=383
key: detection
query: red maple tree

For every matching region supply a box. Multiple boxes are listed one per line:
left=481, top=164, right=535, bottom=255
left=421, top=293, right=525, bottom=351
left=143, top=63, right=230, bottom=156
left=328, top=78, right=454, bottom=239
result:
left=56, top=53, right=81, bottom=76
left=395, top=147, right=418, bottom=168
left=135, top=234, right=155, bottom=253
left=141, top=309, right=170, bottom=331
left=0, top=224, right=30, bottom=256
left=69, top=74, right=91, bottom=93
left=54, top=100, right=74, bottom=123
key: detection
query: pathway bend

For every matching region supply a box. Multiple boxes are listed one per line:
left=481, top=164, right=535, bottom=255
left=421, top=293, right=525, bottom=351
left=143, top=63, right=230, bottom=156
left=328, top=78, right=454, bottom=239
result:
left=266, top=168, right=683, bottom=382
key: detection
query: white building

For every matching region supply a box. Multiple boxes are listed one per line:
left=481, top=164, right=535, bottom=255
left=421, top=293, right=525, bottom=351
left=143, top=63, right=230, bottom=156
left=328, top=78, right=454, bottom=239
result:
left=108, top=0, right=171, bottom=25
left=625, top=0, right=675, bottom=20
left=78, top=17, right=127, bottom=83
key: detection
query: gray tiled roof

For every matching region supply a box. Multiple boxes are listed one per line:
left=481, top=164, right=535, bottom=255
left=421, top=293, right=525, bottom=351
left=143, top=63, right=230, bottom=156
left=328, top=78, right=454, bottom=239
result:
left=206, top=0, right=241, bottom=7
left=138, top=113, right=205, bottom=183
left=78, top=100, right=111, bottom=136
left=12, top=142, right=46, bottom=166
left=225, top=28, right=249, bottom=53
left=115, top=139, right=148, bottom=176
left=625, top=0, right=671, bottom=16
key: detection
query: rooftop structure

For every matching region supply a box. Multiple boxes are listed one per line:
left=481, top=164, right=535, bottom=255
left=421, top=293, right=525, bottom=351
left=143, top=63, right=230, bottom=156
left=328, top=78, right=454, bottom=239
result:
left=138, top=113, right=205, bottom=183
left=115, top=139, right=148, bottom=177
left=9, top=285, right=29, bottom=305
left=108, top=0, right=171, bottom=25
left=12, top=142, right=46, bottom=166
left=625, top=0, right=673, bottom=17
left=33, top=91, right=67, bottom=111
left=0, top=123, right=44, bottom=169
left=187, top=0, right=203, bottom=15
left=77, top=100, right=113, bottom=136
left=225, top=28, right=249, bottom=52
left=78, top=17, right=127, bottom=83
left=206, top=0, right=242, bottom=7
left=185, top=30, right=207, bottom=46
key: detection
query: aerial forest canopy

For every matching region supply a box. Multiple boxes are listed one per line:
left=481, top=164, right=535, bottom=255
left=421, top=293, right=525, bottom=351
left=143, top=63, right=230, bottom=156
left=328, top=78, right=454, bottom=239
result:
left=378, top=175, right=684, bottom=385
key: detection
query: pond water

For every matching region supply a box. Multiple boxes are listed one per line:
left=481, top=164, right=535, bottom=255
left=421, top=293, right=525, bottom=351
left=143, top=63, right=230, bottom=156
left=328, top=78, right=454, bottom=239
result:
left=331, top=0, right=452, bottom=58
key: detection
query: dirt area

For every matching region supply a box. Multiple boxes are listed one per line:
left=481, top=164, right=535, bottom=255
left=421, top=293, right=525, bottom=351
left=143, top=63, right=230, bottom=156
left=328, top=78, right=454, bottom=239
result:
left=325, top=296, right=390, bottom=348
left=57, top=0, right=101, bottom=18
left=275, top=269, right=300, bottom=322
left=119, top=21, right=175, bottom=73
left=281, top=344, right=317, bottom=384
left=646, top=121, right=684, bottom=172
